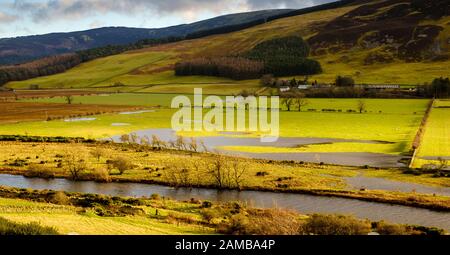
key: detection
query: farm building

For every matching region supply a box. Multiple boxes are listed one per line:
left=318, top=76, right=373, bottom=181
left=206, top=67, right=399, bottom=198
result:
left=279, top=87, right=291, bottom=92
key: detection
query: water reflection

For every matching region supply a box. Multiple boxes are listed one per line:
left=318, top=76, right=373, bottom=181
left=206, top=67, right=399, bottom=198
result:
left=0, top=174, right=448, bottom=231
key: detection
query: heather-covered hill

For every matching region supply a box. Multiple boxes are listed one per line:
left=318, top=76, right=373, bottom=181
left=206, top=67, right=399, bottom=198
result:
left=0, top=9, right=293, bottom=65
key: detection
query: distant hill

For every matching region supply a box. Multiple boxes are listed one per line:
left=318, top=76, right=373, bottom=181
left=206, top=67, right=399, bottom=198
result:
left=0, top=9, right=293, bottom=65
left=5, top=0, right=450, bottom=90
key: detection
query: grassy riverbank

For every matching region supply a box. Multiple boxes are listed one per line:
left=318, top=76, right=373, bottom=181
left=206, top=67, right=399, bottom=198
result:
left=0, top=187, right=445, bottom=235
left=0, top=141, right=448, bottom=211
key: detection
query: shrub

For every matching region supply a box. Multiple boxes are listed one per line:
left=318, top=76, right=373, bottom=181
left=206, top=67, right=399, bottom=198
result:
left=256, top=171, right=269, bottom=177
left=166, top=213, right=197, bottom=225
left=0, top=217, right=58, bottom=235
left=92, top=168, right=111, bottom=182
left=301, top=214, right=371, bottom=235
left=201, top=201, right=213, bottom=208
left=107, top=157, right=133, bottom=175
left=220, top=208, right=301, bottom=235
left=24, top=164, right=56, bottom=178
left=375, top=221, right=418, bottom=235
left=49, top=191, right=70, bottom=205
left=9, top=158, right=27, bottom=167
left=150, top=193, right=161, bottom=200
left=90, top=148, right=105, bottom=161
left=335, top=75, right=355, bottom=87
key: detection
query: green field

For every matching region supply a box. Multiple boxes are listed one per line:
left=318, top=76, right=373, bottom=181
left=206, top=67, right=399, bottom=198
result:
left=21, top=93, right=190, bottom=107
left=276, top=99, right=426, bottom=154
left=1, top=98, right=428, bottom=155
left=8, top=51, right=175, bottom=89
left=414, top=100, right=450, bottom=168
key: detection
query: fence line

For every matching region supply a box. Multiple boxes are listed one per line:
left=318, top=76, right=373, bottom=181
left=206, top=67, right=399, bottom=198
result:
left=409, top=99, right=435, bottom=168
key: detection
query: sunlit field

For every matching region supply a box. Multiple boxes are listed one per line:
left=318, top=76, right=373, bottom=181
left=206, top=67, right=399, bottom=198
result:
left=0, top=97, right=427, bottom=157
left=414, top=100, right=450, bottom=168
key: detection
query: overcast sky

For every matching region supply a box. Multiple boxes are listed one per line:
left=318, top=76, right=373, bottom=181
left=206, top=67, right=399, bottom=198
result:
left=0, top=0, right=335, bottom=38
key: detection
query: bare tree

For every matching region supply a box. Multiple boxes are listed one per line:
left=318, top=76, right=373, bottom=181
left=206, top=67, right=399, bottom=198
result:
left=129, top=133, right=139, bottom=144
left=90, top=148, right=105, bottom=162
left=294, top=93, right=309, bottom=112
left=175, top=136, right=187, bottom=151
left=120, top=134, right=130, bottom=143
left=281, top=97, right=294, bottom=111
left=151, top=135, right=162, bottom=148
left=188, top=137, right=198, bottom=152
left=64, top=152, right=87, bottom=180
left=65, top=95, right=74, bottom=104
left=200, top=140, right=208, bottom=153
left=357, top=100, right=366, bottom=114
left=230, top=159, right=248, bottom=190
left=210, top=155, right=229, bottom=189
left=437, top=157, right=448, bottom=171
left=140, top=135, right=151, bottom=146
left=164, top=161, right=193, bottom=187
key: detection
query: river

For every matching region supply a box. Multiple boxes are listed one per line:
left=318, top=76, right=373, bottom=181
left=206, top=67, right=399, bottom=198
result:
left=0, top=174, right=448, bottom=231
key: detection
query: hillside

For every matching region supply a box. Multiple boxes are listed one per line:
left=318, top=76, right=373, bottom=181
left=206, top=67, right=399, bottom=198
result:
left=6, top=0, right=450, bottom=91
left=0, top=9, right=292, bottom=65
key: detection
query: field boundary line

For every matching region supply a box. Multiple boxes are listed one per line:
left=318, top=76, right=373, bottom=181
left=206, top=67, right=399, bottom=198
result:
left=409, top=99, right=435, bottom=168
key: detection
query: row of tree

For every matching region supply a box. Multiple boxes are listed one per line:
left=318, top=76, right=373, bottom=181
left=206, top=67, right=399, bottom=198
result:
left=175, top=57, right=264, bottom=80
left=423, top=77, right=450, bottom=98
left=261, top=75, right=312, bottom=88
left=280, top=92, right=310, bottom=112
left=0, top=54, right=82, bottom=85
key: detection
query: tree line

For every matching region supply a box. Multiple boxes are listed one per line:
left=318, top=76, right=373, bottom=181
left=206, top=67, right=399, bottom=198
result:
left=423, top=77, right=450, bottom=98
left=175, top=57, right=264, bottom=80
left=246, top=36, right=322, bottom=77
left=175, top=36, right=322, bottom=80
left=0, top=37, right=183, bottom=87
left=0, top=54, right=82, bottom=86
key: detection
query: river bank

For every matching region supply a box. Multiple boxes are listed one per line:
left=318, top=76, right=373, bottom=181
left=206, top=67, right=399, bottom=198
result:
left=0, top=141, right=448, bottom=212
left=0, top=185, right=446, bottom=234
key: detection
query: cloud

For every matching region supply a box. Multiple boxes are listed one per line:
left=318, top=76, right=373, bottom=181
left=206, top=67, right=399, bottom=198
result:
left=89, top=20, right=104, bottom=29
left=12, top=0, right=237, bottom=23
left=11, top=0, right=337, bottom=23
left=245, top=0, right=335, bottom=9
left=0, top=11, right=18, bottom=23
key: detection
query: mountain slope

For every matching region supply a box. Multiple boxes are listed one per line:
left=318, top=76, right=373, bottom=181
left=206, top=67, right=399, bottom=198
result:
left=6, top=0, right=450, bottom=91
left=0, top=9, right=293, bottom=65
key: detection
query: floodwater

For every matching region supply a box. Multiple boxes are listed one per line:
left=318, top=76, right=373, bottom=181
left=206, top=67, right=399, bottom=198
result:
left=119, top=110, right=156, bottom=115
left=64, top=117, right=96, bottom=122
left=111, top=123, right=131, bottom=126
left=110, top=128, right=406, bottom=168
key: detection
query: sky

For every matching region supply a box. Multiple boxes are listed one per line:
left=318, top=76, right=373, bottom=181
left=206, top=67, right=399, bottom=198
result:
left=0, top=0, right=335, bottom=39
